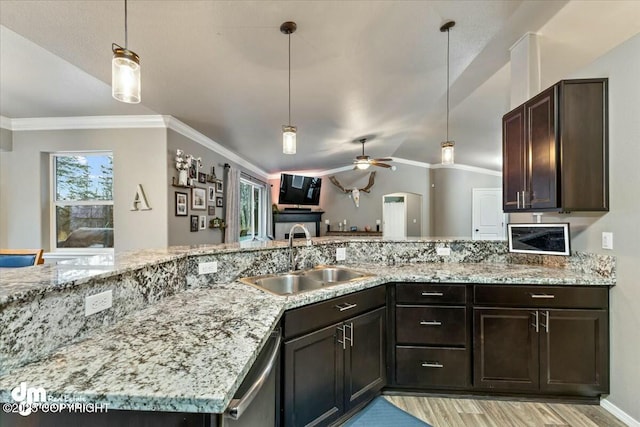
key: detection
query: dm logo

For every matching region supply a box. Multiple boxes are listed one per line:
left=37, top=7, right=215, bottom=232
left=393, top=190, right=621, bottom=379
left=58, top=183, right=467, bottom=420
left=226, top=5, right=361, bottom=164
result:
left=11, top=382, right=47, bottom=416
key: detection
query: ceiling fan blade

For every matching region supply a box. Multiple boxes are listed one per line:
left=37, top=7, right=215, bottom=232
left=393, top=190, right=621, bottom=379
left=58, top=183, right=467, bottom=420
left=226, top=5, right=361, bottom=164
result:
left=372, top=158, right=393, bottom=162
left=370, top=161, right=391, bottom=168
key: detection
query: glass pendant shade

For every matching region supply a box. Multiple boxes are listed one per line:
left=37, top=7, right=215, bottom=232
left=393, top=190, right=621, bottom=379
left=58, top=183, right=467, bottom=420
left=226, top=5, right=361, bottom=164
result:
left=283, top=125, right=297, bottom=154
left=441, top=141, right=455, bottom=165
left=355, top=161, right=371, bottom=170
left=112, top=47, right=141, bottom=104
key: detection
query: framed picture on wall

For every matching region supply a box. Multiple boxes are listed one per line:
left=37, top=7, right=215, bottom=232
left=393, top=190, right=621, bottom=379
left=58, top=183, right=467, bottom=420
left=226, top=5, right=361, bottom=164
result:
left=175, top=192, right=188, bottom=216
left=208, top=186, right=215, bottom=203
left=190, top=215, right=198, bottom=232
left=192, top=188, right=206, bottom=210
left=208, top=205, right=215, bottom=216
left=216, top=196, right=223, bottom=208
left=198, top=172, right=207, bottom=184
left=216, top=180, right=224, bottom=193
left=199, top=215, right=207, bottom=230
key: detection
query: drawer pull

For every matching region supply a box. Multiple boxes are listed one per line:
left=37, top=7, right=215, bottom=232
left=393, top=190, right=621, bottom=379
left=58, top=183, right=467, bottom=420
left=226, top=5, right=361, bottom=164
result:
left=419, top=321, right=442, bottom=326
left=530, top=293, right=555, bottom=299
left=336, top=325, right=346, bottom=350
left=421, top=361, right=444, bottom=368
left=421, top=292, right=444, bottom=297
left=335, top=302, right=358, bottom=312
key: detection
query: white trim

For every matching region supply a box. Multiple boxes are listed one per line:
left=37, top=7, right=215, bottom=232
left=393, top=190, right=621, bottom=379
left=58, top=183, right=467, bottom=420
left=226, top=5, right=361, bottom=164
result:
left=10, top=115, right=167, bottom=131
left=1, top=114, right=270, bottom=180
left=601, top=398, right=640, bottom=427
left=390, top=157, right=432, bottom=169
left=431, top=163, right=502, bottom=177
left=268, top=164, right=354, bottom=180
left=164, top=117, right=269, bottom=180
left=509, top=31, right=538, bottom=52
left=0, top=115, right=12, bottom=130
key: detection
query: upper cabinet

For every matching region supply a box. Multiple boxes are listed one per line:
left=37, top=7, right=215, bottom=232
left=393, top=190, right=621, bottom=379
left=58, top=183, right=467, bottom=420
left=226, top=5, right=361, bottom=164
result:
left=502, top=78, right=608, bottom=213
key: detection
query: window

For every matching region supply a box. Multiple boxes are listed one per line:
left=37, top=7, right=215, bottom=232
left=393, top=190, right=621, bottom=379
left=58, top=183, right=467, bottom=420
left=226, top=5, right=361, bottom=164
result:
left=240, top=177, right=266, bottom=241
left=51, top=153, right=114, bottom=251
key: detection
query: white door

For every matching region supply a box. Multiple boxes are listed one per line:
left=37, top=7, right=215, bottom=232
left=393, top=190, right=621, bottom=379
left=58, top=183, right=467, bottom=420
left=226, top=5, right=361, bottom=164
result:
left=383, top=200, right=406, bottom=238
left=472, top=188, right=506, bottom=240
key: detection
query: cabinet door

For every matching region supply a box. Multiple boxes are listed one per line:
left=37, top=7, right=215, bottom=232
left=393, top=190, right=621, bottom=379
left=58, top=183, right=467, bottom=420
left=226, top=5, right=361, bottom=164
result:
left=344, top=307, right=387, bottom=411
left=539, top=309, right=609, bottom=396
left=502, top=106, right=526, bottom=211
left=474, top=308, right=539, bottom=391
left=526, top=86, right=558, bottom=209
left=284, top=323, right=344, bottom=427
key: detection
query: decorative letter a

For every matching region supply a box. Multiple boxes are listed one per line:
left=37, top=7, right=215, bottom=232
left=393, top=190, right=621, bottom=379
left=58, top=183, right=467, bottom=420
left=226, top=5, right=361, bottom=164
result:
left=131, top=184, right=152, bottom=211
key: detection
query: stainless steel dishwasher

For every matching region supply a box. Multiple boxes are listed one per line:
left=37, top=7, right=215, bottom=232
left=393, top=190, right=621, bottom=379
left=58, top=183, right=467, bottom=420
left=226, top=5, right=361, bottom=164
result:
left=218, top=327, right=281, bottom=427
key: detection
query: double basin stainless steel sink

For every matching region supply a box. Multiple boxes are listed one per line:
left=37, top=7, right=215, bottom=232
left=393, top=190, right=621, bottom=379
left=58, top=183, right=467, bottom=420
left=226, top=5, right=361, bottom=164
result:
left=239, top=266, right=372, bottom=296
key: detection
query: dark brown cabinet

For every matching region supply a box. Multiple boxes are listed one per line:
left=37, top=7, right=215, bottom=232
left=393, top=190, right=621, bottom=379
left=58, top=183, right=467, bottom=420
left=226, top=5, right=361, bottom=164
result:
left=502, top=78, right=608, bottom=212
left=473, top=285, right=609, bottom=397
left=282, top=288, right=386, bottom=427
left=392, top=283, right=471, bottom=390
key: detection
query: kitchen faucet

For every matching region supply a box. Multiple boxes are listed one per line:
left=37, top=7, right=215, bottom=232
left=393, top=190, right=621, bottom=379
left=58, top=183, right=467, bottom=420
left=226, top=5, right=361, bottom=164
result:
left=288, top=223, right=312, bottom=271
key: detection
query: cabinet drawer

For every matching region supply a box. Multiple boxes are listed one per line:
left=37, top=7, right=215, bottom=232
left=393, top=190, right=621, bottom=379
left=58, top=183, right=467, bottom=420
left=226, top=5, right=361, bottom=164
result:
left=284, top=286, right=386, bottom=339
left=474, top=285, right=608, bottom=309
left=396, top=306, right=466, bottom=346
left=396, top=283, right=466, bottom=304
left=396, top=346, right=469, bottom=388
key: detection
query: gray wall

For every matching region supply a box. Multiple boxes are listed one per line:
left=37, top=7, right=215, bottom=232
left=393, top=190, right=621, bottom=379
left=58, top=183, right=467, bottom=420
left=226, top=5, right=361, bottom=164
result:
left=511, top=34, right=640, bottom=421
left=273, top=163, right=431, bottom=237
left=167, top=129, right=268, bottom=246
left=430, top=167, right=502, bottom=238
left=0, top=128, right=168, bottom=252
left=0, top=127, right=12, bottom=151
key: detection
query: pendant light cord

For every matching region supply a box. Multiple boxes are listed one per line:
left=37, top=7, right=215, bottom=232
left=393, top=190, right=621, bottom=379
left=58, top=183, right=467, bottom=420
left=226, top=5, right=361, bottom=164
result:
left=288, top=32, right=291, bottom=126
left=446, top=26, right=450, bottom=143
left=124, top=0, right=128, bottom=49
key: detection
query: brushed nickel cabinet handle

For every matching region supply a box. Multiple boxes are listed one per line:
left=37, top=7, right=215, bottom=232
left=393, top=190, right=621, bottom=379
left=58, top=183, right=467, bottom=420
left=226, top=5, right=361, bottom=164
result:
left=420, top=321, right=442, bottom=326
left=541, top=310, right=549, bottom=333
left=531, top=311, right=539, bottom=333
left=517, top=191, right=521, bottom=209
left=336, top=325, right=346, bottom=350
left=421, top=362, right=444, bottom=368
left=530, top=293, right=555, bottom=299
left=335, top=302, right=358, bottom=312
left=421, top=292, right=444, bottom=297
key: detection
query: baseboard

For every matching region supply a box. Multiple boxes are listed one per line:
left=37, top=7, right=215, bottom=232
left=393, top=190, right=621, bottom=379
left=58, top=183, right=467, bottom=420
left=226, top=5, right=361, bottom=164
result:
left=601, top=398, right=640, bottom=427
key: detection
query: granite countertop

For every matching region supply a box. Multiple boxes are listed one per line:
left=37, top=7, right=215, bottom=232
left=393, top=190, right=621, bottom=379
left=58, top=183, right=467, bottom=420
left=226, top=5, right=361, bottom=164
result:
left=0, top=261, right=614, bottom=414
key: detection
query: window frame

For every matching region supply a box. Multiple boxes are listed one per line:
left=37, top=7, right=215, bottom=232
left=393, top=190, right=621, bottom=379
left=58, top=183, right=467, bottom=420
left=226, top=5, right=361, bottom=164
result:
left=49, top=152, right=114, bottom=254
left=239, top=177, right=267, bottom=241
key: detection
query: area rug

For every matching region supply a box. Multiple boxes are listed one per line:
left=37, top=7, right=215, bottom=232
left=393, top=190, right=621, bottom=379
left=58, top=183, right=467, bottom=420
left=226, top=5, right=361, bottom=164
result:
left=343, top=397, right=432, bottom=427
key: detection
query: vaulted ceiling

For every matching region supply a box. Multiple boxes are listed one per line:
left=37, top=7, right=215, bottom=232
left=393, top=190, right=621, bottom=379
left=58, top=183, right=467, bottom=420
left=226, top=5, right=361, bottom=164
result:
left=1, top=1, right=638, bottom=174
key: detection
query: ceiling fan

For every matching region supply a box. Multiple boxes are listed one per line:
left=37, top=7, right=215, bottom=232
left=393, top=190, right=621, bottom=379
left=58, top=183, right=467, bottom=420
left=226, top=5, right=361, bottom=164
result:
left=352, top=137, right=393, bottom=170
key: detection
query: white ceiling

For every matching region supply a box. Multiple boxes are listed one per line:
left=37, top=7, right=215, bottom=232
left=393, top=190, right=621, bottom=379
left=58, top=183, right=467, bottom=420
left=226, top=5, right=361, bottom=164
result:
left=1, top=1, right=638, bottom=174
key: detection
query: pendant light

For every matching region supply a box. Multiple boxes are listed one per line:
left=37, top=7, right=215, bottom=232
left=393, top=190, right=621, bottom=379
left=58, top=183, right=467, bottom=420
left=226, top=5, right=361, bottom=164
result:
left=281, top=21, right=297, bottom=154
left=112, top=0, right=141, bottom=104
left=440, top=20, right=455, bottom=165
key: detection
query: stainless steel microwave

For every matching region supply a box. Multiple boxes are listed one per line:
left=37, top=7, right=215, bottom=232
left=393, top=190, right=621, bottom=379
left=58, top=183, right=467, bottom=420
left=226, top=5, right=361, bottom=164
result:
left=507, top=223, right=571, bottom=256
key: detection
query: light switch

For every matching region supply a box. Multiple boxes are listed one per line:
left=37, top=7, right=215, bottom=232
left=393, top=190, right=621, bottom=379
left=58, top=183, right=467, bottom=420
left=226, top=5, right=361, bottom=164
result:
left=336, top=248, right=346, bottom=261
left=602, top=232, right=613, bottom=250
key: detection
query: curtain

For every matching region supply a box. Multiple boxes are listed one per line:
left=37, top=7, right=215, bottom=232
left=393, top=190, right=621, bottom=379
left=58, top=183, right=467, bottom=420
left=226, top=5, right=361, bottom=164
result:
left=224, top=165, right=240, bottom=243
left=265, top=184, right=273, bottom=239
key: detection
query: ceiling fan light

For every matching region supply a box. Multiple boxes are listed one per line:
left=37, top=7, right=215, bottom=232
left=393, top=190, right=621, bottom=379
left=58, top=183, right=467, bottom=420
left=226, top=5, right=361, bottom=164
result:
left=112, top=47, right=141, bottom=104
left=441, top=141, right=455, bottom=165
left=355, top=161, right=370, bottom=170
left=283, top=125, right=297, bottom=154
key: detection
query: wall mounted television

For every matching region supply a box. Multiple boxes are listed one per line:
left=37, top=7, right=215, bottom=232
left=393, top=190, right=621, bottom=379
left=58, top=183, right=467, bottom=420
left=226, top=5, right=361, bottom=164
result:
left=507, top=223, right=571, bottom=256
left=278, top=173, right=322, bottom=206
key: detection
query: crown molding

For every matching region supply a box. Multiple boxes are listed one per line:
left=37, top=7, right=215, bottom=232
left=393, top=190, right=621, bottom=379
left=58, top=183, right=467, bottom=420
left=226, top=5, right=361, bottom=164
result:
left=164, top=117, right=269, bottom=179
left=431, top=163, right=502, bottom=177
left=7, top=115, right=168, bottom=131
left=0, top=116, right=12, bottom=130
left=0, top=114, right=269, bottom=179
left=269, top=157, right=500, bottom=179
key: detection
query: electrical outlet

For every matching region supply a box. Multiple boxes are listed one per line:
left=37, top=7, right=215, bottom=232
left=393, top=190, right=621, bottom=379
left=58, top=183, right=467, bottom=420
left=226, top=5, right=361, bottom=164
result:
left=85, top=290, right=112, bottom=316
left=436, top=247, right=451, bottom=256
left=199, top=261, right=218, bottom=275
left=336, top=248, right=346, bottom=261
left=602, top=232, right=613, bottom=250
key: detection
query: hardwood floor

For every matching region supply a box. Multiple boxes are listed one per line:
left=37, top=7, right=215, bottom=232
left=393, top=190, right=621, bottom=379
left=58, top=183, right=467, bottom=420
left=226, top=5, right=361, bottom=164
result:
left=382, top=396, right=628, bottom=427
